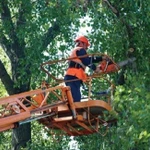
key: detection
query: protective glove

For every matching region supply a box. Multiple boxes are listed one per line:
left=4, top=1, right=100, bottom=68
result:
left=94, top=65, right=101, bottom=73
left=85, top=77, right=92, bottom=85
left=102, top=55, right=111, bottom=62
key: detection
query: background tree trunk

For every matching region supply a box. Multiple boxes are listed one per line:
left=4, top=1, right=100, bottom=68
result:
left=12, top=124, right=31, bottom=150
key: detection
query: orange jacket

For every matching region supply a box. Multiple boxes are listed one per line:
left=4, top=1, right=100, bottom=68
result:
left=66, top=47, right=87, bottom=81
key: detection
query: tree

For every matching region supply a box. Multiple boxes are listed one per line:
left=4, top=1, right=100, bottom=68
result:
left=76, top=0, right=150, bottom=149
left=0, top=0, right=81, bottom=149
left=0, top=0, right=150, bottom=149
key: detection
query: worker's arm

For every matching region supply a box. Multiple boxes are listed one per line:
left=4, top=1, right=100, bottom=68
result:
left=91, top=56, right=103, bottom=63
left=76, top=49, right=102, bottom=71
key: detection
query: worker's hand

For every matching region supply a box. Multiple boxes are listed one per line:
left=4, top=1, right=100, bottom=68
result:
left=102, top=55, right=111, bottom=62
left=85, top=77, right=92, bottom=85
left=95, top=65, right=101, bottom=73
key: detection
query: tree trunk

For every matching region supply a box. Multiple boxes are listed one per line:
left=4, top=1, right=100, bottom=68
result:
left=12, top=123, right=31, bottom=150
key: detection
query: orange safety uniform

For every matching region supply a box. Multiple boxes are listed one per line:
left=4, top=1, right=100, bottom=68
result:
left=66, top=47, right=87, bottom=82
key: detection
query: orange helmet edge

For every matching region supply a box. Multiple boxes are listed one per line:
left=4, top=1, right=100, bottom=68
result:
left=74, top=35, right=90, bottom=47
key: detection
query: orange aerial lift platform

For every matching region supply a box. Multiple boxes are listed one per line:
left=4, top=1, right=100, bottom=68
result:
left=0, top=84, right=114, bottom=136
left=0, top=54, right=135, bottom=136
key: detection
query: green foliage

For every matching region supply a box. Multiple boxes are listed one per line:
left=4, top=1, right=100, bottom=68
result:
left=0, top=0, right=150, bottom=149
left=0, top=48, right=10, bottom=96
left=113, top=72, right=150, bottom=149
left=0, top=131, right=11, bottom=150
left=23, top=122, right=70, bottom=150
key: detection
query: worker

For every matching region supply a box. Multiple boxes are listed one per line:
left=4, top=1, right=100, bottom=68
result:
left=64, top=35, right=106, bottom=102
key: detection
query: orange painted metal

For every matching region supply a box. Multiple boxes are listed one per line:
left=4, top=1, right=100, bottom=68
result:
left=32, top=94, right=45, bottom=105
left=0, top=124, right=16, bottom=132
left=65, top=86, right=77, bottom=118
left=0, top=85, right=66, bottom=132
left=0, top=98, right=30, bottom=127
left=0, top=84, right=114, bottom=136
left=39, top=100, right=112, bottom=136
left=98, top=60, right=119, bottom=73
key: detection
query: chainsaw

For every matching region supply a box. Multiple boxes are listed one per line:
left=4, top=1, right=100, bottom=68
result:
left=97, top=57, right=136, bottom=73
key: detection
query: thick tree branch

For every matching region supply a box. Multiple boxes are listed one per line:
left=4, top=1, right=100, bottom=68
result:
left=0, top=0, right=25, bottom=59
left=124, top=23, right=135, bottom=49
left=42, top=21, right=60, bottom=48
left=16, top=1, right=28, bottom=50
left=16, top=2, right=27, bottom=27
left=103, top=0, right=137, bottom=80
left=103, top=0, right=119, bottom=17
left=103, top=0, right=135, bottom=50
left=0, top=34, right=18, bottom=62
left=0, top=59, right=16, bottom=95
left=0, top=0, right=28, bottom=86
left=1, top=0, right=16, bottom=41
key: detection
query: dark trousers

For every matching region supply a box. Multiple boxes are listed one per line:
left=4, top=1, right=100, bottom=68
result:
left=64, top=75, right=82, bottom=102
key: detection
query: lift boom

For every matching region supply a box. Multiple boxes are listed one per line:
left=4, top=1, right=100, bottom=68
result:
left=0, top=84, right=113, bottom=136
